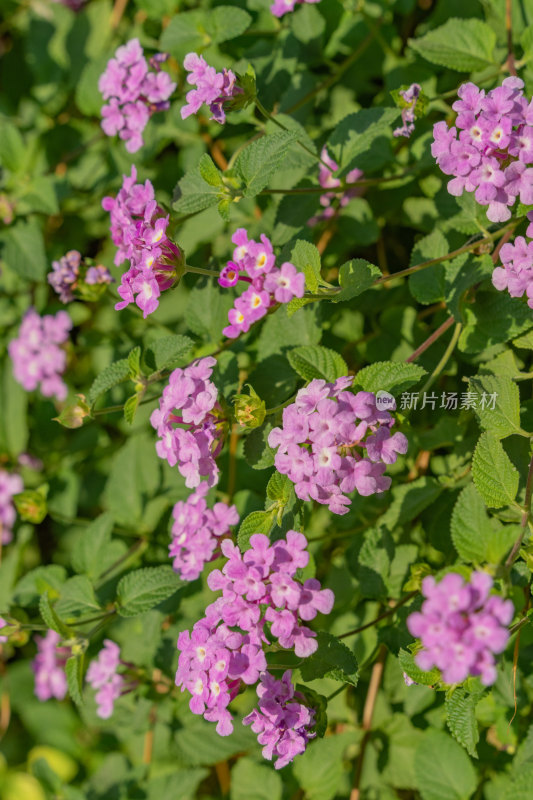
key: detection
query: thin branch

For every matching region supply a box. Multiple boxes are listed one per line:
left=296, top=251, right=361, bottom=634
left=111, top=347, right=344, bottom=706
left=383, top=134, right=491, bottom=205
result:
left=338, top=592, right=417, bottom=639
left=406, top=316, right=455, bottom=364
left=420, top=322, right=463, bottom=394
left=350, top=646, right=387, bottom=800
left=505, top=453, right=533, bottom=569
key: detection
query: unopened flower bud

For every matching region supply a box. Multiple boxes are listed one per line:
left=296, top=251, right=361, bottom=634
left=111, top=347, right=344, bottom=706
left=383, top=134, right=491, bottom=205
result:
left=233, top=384, right=266, bottom=430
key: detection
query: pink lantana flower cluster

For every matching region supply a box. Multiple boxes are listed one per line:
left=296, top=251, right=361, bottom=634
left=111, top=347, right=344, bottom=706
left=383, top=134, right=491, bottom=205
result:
left=176, top=532, right=333, bottom=749
left=32, top=631, right=69, bottom=702
left=407, top=572, right=514, bottom=686
left=393, top=83, right=422, bottom=139
left=48, top=250, right=113, bottom=304
left=170, top=483, right=239, bottom=581
left=151, top=357, right=225, bottom=488
left=99, top=39, right=176, bottom=153
left=181, top=53, right=241, bottom=124
left=0, top=470, right=23, bottom=545
left=9, top=309, right=72, bottom=401
left=219, top=229, right=305, bottom=338
left=86, top=640, right=125, bottom=719
left=492, top=236, right=533, bottom=309
left=102, top=167, right=182, bottom=317
left=308, top=146, right=363, bottom=226
left=243, top=671, right=316, bottom=769
left=271, top=0, right=321, bottom=18
left=268, top=377, right=408, bottom=515
left=432, top=77, right=533, bottom=223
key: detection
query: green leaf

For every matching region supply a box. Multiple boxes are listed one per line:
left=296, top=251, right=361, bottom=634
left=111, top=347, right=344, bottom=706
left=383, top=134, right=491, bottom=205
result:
left=3, top=219, right=47, bottom=281
left=87, top=359, right=130, bottom=407
left=451, top=484, right=491, bottom=563
left=266, top=471, right=293, bottom=506
left=468, top=374, right=521, bottom=439
left=103, top=434, right=161, bottom=528
left=234, top=131, right=297, bottom=197
left=381, top=478, right=442, bottom=529
left=398, top=648, right=440, bottom=687
left=244, top=421, right=276, bottom=470
left=408, top=230, right=448, bottom=305
left=355, top=361, right=427, bottom=395
left=71, top=513, right=114, bottom=579
left=160, top=6, right=251, bottom=58
left=116, top=566, right=184, bottom=617
left=65, top=656, right=84, bottom=708
left=2, top=364, right=28, bottom=457
left=127, top=346, right=142, bottom=379
left=18, top=175, right=59, bottom=215
left=292, top=732, right=352, bottom=800
left=300, top=632, right=358, bottom=686
left=414, top=730, right=477, bottom=800
left=145, top=334, right=194, bottom=372
left=446, top=687, right=482, bottom=758
left=237, top=510, right=275, bottom=551
left=409, top=18, right=497, bottom=71
left=55, top=576, right=101, bottom=619
left=472, top=432, right=519, bottom=509
left=39, top=593, right=72, bottom=638
left=198, top=153, right=223, bottom=187
left=327, top=108, right=400, bottom=178
left=459, top=290, right=533, bottom=353
left=173, top=167, right=223, bottom=215
left=288, top=240, right=322, bottom=293
left=287, top=345, right=349, bottom=383
left=230, top=758, right=282, bottom=800
left=333, top=259, right=381, bottom=302
left=0, top=118, right=27, bottom=172
left=123, top=393, right=140, bottom=425
left=14, top=565, right=67, bottom=606
left=186, top=279, right=234, bottom=344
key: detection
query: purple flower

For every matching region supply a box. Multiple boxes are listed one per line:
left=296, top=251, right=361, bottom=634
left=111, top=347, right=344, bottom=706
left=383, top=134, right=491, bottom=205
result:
left=308, top=146, right=363, bottom=226
left=99, top=39, right=176, bottom=152
left=151, top=357, right=225, bottom=488
left=268, top=378, right=407, bottom=514
left=32, top=631, right=69, bottom=702
left=176, top=532, right=333, bottom=741
left=393, top=83, right=422, bottom=139
left=102, top=167, right=181, bottom=317
left=170, top=484, right=239, bottom=580
left=271, top=0, right=321, bottom=18
left=48, top=250, right=113, bottom=303
left=220, top=229, right=306, bottom=339
left=86, top=639, right=125, bottom=719
left=8, top=309, right=72, bottom=401
left=181, top=53, right=241, bottom=124
left=0, top=470, right=23, bottom=545
left=243, top=671, right=316, bottom=768
left=0, top=618, right=8, bottom=644
left=492, top=235, right=533, bottom=308
left=433, top=77, right=533, bottom=225
left=407, top=572, right=514, bottom=686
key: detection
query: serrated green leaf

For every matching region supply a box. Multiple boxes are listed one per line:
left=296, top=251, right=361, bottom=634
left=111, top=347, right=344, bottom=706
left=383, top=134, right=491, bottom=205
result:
left=88, top=359, right=130, bottom=407
left=333, top=259, right=381, bottom=302
left=235, top=131, right=297, bottom=197
left=288, top=240, right=322, bottom=293
left=409, top=18, right=497, bottom=72
left=123, top=393, right=140, bottom=425
left=446, top=687, right=482, bottom=758
left=292, top=732, right=352, bottom=800
left=173, top=167, right=223, bottom=215
left=472, top=432, right=519, bottom=509
left=145, top=335, right=194, bottom=372
left=127, top=346, right=142, bottom=379
left=355, top=361, right=426, bottom=396
left=327, top=108, right=400, bottom=178
left=55, top=576, right=101, bottom=619
left=451, top=484, right=491, bottom=563
left=116, top=566, right=184, bottom=617
left=65, top=655, right=84, bottom=708
left=414, top=730, right=477, bottom=800
left=39, top=593, right=72, bottom=637
left=237, top=510, right=275, bottom=551
left=0, top=118, right=27, bottom=172
left=161, top=5, right=251, bottom=57
left=468, top=374, right=521, bottom=439
left=244, top=421, right=276, bottom=470
left=398, top=648, right=440, bottom=686
left=287, top=345, right=348, bottom=383
left=266, top=471, right=292, bottom=505
left=198, top=153, right=223, bottom=187
left=300, top=632, right=358, bottom=686
left=408, top=230, right=448, bottom=305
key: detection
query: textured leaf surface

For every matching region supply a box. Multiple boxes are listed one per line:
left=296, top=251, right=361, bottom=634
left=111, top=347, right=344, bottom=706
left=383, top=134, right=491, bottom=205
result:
left=468, top=374, right=521, bottom=439
left=300, top=632, right=358, bottom=686
left=287, top=345, right=348, bottom=383
left=446, top=687, right=481, bottom=758
left=117, top=566, right=184, bottom=617
left=88, top=359, right=130, bottom=406
left=235, top=131, right=297, bottom=197
left=414, top=730, right=477, bottom=800
left=355, top=361, right=426, bottom=395
left=409, top=18, right=497, bottom=71
left=472, top=432, right=519, bottom=509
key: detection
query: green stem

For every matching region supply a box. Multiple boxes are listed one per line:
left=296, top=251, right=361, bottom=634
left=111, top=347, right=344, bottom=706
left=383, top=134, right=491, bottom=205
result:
left=420, top=322, right=463, bottom=394
left=505, top=453, right=533, bottom=569
left=326, top=684, right=349, bottom=702
left=92, top=394, right=160, bottom=416
left=185, top=265, right=221, bottom=278
left=338, top=592, right=418, bottom=639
